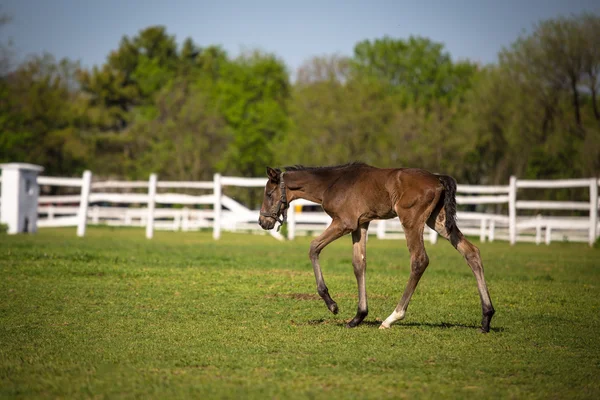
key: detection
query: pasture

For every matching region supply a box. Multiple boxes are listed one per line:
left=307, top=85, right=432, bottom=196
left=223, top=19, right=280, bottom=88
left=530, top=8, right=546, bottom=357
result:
left=1, top=227, right=599, bottom=399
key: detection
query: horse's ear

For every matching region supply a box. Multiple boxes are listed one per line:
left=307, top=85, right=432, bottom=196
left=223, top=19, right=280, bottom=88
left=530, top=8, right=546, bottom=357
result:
left=266, top=167, right=280, bottom=182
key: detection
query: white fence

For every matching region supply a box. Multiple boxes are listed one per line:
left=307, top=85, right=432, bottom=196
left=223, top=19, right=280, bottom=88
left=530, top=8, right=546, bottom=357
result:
left=0, top=171, right=598, bottom=246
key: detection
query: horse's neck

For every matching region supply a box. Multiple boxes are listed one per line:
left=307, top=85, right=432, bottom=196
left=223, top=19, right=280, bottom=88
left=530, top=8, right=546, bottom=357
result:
left=285, top=170, right=334, bottom=204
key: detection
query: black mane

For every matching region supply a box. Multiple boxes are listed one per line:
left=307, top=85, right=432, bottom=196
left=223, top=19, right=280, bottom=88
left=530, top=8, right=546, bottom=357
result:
left=282, top=161, right=368, bottom=172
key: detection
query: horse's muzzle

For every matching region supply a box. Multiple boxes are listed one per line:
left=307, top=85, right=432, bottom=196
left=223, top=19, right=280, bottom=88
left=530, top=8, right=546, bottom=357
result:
left=258, top=216, right=275, bottom=230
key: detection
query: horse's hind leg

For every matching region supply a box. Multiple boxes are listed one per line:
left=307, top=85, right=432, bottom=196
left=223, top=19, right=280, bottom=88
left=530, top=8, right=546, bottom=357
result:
left=347, top=222, right=370, bottom=328
left=427, top=209, right=496, bottom=332
left=309, top=219, right=351, bottom=315
left=379, top=224, right=429, bottom=329
left=379, top=187, right=440, bottom=330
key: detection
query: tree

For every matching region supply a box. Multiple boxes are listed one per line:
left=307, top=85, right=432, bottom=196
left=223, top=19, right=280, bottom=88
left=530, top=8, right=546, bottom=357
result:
left=0, top=9, right=12, bottom=75
left=580, top=13, right=600, bottom=122
left=457, top=66, right=524, bottom=183
left=76, top=27, right=230, bottom=178
left=216, top=50, right=291, bottom=177
left=496, top=13, right=600, bottom=179
left=0, top=55, right=90, bottom=176
left=278, top=56, right=395, bottom=167
left=123, top=77, right=229, bottom=181
left=352, top=36, right=477, bottom=109
left=77, top=26, right=180, bottom=133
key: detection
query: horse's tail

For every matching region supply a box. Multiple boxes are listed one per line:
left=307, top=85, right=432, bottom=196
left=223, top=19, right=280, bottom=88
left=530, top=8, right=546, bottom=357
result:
left=437, top=175, right=458, bottom=234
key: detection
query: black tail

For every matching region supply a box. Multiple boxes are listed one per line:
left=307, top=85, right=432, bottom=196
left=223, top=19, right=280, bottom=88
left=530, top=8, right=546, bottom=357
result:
left=438, top=175, right=458, bottom=234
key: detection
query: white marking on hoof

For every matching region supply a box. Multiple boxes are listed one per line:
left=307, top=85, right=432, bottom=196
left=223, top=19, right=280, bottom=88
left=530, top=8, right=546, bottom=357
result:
left=379, top=323, right=390, bottom=330
left=382, top=310, right=405, bottom=329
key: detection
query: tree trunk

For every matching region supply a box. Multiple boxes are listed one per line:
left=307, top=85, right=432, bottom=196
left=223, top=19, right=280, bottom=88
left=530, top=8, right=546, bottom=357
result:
left=591, top=85, right=600, bottom=122
left=570, top=74, right=582, bottom=129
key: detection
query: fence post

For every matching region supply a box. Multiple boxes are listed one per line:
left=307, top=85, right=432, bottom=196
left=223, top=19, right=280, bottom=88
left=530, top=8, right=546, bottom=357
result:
left=146, top=173, right=157, bottom=239
left=488, top=219, right=495, bottom=242
left=535, top=214, right=542, bottom=245
left=92, top=205, right=99, bottom=224
left=479, top=218, right=486, bottom=243
left=182, top=207, right=189, bottom=232
left=590, top=178, right=598, bottom=247
left=76, top=170, right=92, bottom=237
left=376, top=220, right=386, bottom=239
left=509, top=175, right=517, bottom=245
left=174, top=211, right=181, bottom=231
left=213, top=173, right=222, bottom=240
left=125, top=209, right=132, bottom=226
left=287, top=203, right=296, bottom=240
left=545, top=224, right=552, bottom=245
left=428, top=227, right=438, bottom=244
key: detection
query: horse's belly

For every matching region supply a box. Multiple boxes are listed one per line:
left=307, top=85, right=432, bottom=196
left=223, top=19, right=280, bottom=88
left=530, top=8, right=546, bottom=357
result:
left=359, top=208, right=396, bottom=223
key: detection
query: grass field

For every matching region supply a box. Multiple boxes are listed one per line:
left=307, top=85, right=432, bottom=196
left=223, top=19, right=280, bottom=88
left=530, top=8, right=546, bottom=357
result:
left=1, top=227, right=599, bottom=399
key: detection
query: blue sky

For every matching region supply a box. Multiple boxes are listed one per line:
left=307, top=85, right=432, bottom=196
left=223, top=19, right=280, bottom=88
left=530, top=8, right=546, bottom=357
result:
left=2, top=0, right=599, bottom=76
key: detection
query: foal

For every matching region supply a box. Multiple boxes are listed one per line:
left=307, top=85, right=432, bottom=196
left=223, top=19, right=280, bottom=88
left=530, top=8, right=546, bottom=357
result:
left=258, top=162, right=495, bottom=332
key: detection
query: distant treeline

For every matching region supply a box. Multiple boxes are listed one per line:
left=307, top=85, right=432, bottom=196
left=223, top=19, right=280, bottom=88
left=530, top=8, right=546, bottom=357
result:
left=1, top=13, right=599, bottom=187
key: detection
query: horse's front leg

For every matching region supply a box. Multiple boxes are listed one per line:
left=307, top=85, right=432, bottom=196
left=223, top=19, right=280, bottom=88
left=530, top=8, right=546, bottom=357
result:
left=347, top=222, right=370, bottom=328
left=309, top=219, right=350, bottom=315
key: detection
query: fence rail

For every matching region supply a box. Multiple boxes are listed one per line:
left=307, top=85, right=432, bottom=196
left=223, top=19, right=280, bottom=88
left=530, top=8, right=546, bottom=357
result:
left=1, top=170, right=598, bottom=246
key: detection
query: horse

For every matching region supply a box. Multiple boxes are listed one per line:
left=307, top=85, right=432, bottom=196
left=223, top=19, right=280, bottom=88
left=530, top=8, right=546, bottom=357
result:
left=258, top=162, right=495, bottom=332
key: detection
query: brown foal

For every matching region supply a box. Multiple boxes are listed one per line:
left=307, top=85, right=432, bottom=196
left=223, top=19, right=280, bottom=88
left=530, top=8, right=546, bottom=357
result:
left=258, top=162, right=495, bottom=332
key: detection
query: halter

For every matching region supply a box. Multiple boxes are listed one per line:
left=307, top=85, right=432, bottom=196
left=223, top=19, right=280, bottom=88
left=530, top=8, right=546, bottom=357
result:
left=260, top=172, right=289, bottom=232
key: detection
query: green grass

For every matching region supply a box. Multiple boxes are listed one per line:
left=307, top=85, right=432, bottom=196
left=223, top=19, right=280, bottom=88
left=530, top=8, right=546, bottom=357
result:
left=1, top=227, right=599, bottom=399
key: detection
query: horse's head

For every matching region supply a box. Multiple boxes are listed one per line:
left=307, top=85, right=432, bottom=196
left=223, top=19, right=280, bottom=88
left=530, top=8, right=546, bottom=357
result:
left=258, top=167, right=288, bottom=231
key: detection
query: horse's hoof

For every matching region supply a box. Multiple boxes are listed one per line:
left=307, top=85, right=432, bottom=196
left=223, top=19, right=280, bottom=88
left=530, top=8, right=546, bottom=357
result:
left=378, top=323, right=390, bottom=330
left=480, top=327, right=490, bottom=334
left=328, top=303, right=339, bottom=315
left=345, top=320, right=359, bottom=329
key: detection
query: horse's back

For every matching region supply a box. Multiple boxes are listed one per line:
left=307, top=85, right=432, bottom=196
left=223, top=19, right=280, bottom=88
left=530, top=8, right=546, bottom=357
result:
left=322, top=165, right=441, bottom=221
left=331, top=165, right=443, bottom=200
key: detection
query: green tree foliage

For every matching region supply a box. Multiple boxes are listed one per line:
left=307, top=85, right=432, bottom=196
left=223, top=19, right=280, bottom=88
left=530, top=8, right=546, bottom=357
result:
left=216, top=50, right=290, bottom=177
left=125, top=77, right=228, bottom=181
left=352, top=36, right=477, bottom=108
left=283, top=44, right=478, bottom=177
left=0, top=55, right=90, bottom=176
left=460, top=12, right=600, bottom=183
left=1, top=13, right=599, bottom=193
left=0, top=10, right=13, bottom=75
left=75, top=27, right=230, bottom=179
left=77, top=26, right=179, bottom=132
left=279, top=55, right=394, bottom=166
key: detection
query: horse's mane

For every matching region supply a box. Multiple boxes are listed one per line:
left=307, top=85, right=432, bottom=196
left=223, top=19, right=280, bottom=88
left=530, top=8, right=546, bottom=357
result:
left=282, top=161, right=368, bottom=172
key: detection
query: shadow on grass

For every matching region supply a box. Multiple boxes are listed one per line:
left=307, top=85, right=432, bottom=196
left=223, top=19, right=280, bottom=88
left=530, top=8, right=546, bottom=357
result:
left=392, top=321, right=506, bottom=333
left=293, top=318, right=505, bottom=332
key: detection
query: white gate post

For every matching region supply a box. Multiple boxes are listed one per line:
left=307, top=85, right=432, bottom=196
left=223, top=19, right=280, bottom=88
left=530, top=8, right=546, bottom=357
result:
left=287, top=203, right=296, bottom=240
left=590, top=178, right=598, bottom=247
left=509, top=175, right=517, bottom=245
left=213, top=173, right=222, bottom=240
left=146, top=173, right=157, bottom=239
left=77, top=170, right=92, bottom=237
